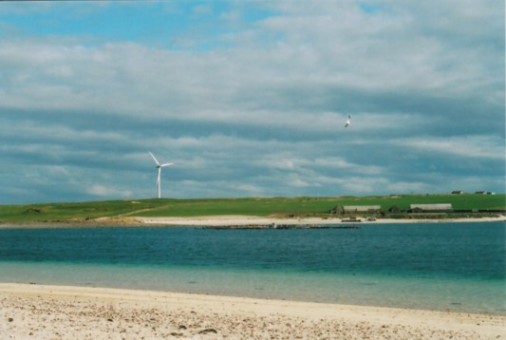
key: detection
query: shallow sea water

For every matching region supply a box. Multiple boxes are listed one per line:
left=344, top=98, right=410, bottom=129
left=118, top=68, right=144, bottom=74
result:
left=0, top=222, right=504, bottom=314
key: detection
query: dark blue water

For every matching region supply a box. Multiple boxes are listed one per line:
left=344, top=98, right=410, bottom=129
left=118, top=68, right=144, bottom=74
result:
left=0, top=222, right=504, bottom=314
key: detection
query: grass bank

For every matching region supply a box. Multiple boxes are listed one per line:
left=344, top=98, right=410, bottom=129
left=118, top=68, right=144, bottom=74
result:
left=0, top=194, right=504, bottom=225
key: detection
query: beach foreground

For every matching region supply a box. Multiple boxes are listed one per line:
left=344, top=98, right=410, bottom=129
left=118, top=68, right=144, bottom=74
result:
left=1, top=284, right=504, bottom=339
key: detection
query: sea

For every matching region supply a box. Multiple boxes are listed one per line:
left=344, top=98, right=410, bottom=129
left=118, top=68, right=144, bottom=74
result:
left=0, top=222, right=504, bottom=315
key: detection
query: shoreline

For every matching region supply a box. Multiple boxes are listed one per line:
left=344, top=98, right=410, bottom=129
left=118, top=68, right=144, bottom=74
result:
left=136, top=215, right=506, bottom=227
left=1, top=214, right=505, bottom=228
left=1, top=283, right=505, bottom=339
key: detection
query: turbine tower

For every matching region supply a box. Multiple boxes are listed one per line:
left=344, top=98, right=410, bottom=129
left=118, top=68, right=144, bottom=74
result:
left=148, top=152, right=174, bottom=199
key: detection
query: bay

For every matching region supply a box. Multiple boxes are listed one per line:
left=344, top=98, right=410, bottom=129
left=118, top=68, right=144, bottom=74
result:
left=0, top=222, right=504, bottom=314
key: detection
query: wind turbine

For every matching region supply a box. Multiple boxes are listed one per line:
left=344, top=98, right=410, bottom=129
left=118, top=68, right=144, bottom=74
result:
left=148, top=152, right=174, bottom=199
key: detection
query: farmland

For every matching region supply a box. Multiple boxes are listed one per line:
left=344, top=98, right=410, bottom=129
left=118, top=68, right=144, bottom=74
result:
left=0, top=193, right=504, bottom=225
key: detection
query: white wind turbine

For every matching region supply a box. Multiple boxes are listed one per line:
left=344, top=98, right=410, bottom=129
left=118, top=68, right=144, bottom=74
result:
left=148, top=152, right=174, bottom=199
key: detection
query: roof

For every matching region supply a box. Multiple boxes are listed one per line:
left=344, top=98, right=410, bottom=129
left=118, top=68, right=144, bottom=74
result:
left=410, top=204, right=452, bottom=211
left=343, top=205, right=381, bottom=212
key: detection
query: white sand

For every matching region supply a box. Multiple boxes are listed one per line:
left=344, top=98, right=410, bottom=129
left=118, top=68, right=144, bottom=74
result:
left=2, top=214, right=503, bottom=229
left=136, top=215, right=506, bottom=227
left=1, top=283, right=504, bottom=339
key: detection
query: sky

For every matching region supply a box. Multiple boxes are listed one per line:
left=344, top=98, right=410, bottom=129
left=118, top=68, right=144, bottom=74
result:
left=0, top=0, right=504, bottom=204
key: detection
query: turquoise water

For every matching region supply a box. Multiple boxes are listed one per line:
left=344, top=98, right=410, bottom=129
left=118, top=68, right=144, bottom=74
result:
left=0, top=222, right=504, bottom=314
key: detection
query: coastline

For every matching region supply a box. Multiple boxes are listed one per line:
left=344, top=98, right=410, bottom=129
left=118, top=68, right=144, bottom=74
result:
left=1, top=283, right=505, bottom=339
left=1, top=214, right=504, bottom=229
left=135, top=215, right=506, bottom=227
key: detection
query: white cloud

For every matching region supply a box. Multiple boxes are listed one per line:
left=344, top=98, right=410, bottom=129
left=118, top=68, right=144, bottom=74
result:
left=86, top=184, right=133, bottom=198
left=0, top=0, right=503, bottom=203
left=393, top=136, right=505, bottom=160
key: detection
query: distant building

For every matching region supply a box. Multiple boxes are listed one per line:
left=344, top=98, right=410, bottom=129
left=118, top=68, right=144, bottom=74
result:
left=342, top=205, right=381, bottom=213
left=451, top=190, right=464, bottom=195
left=475, top=191, right=496, bottom=195
left=409, top=204, right=452, bottom=212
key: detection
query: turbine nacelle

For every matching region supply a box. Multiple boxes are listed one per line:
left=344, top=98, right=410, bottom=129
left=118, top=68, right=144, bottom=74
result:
left=155, top=163, right=173, bottom=169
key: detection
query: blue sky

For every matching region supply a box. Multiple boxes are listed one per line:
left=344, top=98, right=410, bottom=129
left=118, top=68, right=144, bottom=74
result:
left=0, top=2, right=275, bottom=49
left=0, top=1, right=504, bottom=204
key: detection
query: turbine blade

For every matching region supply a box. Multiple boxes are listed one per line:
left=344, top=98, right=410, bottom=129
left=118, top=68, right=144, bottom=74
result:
left=161, top=162, right=174, bottom=167
left=148, top=152, right=160, bottom=166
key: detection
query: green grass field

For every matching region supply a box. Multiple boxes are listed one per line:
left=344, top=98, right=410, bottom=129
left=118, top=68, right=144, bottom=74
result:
left=0, top=194, right=504, bottom=224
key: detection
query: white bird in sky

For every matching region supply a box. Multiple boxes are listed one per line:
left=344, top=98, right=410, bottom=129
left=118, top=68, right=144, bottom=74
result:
left=344, top=115, right=351, bottom=128
left=148, top=151, right=174, bottom=199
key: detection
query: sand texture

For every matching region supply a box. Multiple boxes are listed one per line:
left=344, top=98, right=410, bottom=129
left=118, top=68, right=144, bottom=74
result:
left=1, top=283, right=504, bottom=339
left=136, top=215, right=506, bottom=226
left=2, top=214, right=504, bottom=229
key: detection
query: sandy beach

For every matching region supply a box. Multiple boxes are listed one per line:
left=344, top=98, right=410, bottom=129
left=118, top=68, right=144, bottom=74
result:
left=1, top=283, right=504, bottom=339
left=135, top=215, right=506, bottom=227
left=1, top=214, right=504, bottom=229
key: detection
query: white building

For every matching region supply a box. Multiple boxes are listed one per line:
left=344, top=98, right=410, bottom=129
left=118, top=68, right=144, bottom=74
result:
left=409, top=203, right=452, bottom=211
left=342, top=205, right=381, bottom=213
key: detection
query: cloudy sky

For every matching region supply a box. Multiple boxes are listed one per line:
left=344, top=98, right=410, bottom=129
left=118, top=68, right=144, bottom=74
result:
left=0, top=1, right=504, bottom=204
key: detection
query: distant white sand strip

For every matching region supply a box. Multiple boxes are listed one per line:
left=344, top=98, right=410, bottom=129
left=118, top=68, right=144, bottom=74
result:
left=136, top=215, right=506, bottom=227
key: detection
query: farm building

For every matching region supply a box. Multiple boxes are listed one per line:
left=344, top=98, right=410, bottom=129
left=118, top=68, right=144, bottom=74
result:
left=475, top=191, right=496, bottom=195
left=409, top=204, right=452, bottom=212
left=342, top=205, right=381, bottom=213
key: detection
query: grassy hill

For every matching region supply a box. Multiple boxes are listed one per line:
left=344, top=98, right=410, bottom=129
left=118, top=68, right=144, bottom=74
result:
left=0, top=194, right=504, bottom=224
